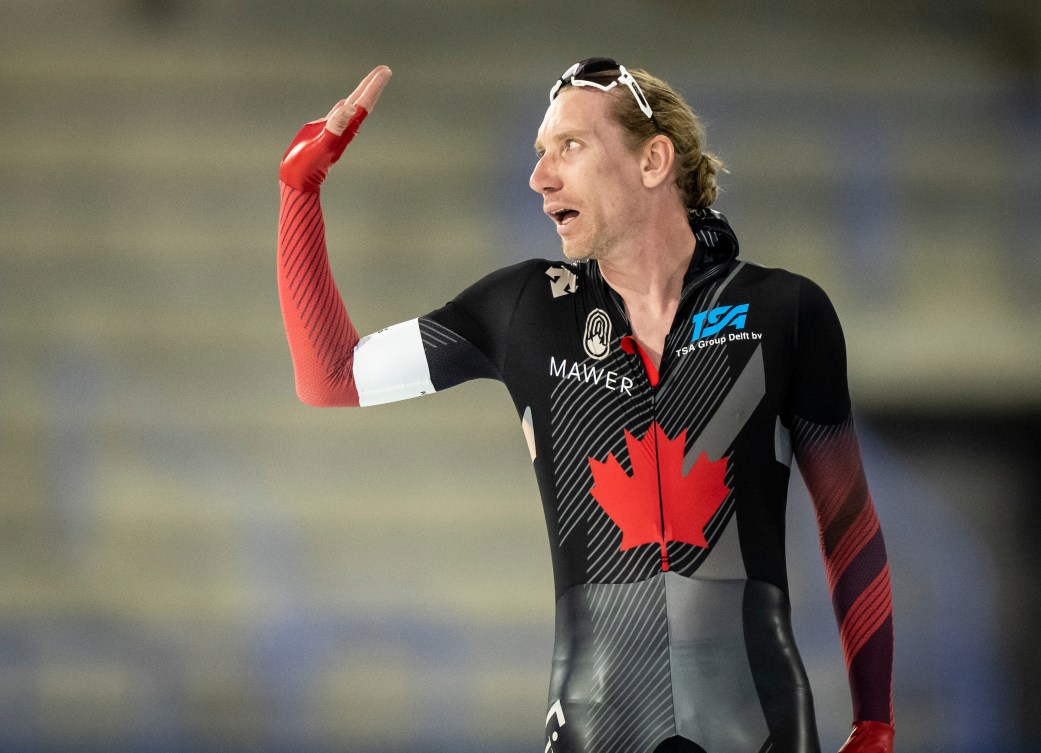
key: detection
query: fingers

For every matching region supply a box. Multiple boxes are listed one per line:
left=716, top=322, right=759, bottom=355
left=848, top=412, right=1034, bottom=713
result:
left=323, top=99, right=348, bottom=122
left=325, top=101, right=356, bottom=136
left=347, top=65, right=392, bottom=112
left=323, top=65, right=393, bottom=137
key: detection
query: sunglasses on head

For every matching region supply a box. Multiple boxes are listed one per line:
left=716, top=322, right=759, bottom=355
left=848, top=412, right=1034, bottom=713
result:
left=549, top=57, right=655, bottom=121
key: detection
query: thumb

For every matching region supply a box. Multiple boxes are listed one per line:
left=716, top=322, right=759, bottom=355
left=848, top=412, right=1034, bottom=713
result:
left=325, top=102, right=359, bottom=137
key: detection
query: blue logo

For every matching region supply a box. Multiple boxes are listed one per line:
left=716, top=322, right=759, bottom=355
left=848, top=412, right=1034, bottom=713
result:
left=691, top=304, right=749, bottom=341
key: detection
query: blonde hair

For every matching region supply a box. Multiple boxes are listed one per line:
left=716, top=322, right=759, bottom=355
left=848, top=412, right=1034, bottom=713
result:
left=609, top=69, right=725, bottom=209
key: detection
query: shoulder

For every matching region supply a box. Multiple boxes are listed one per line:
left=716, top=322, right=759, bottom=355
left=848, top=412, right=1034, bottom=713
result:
left=451, top=258, right=552, bottom=300
left=469, top=257, right=590, bottom=302
left=734, top=263, right=836, bottom=310
left=445, top=258, right=581, bottom=322
left=466, top=257, right=567, bottom=291
left=724, top=264, right=845, bottom=345
left=734, top=261, right=810, bottom=287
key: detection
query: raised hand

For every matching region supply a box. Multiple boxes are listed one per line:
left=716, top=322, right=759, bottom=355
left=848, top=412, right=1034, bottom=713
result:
left=279, top=65, right=392, bottom=192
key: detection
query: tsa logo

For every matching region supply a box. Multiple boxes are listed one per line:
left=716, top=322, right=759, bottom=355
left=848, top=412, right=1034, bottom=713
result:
left=691, top=303, right=749, bottom=341
left=677, top=303, right=758, bottom=357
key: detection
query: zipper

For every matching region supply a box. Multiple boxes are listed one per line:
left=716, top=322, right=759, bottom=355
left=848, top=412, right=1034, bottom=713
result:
left=621, top=334, right=668, bottom=571
left=651, top=380, right=667, bottom=572
left=604, top=257, right=733, bottom=574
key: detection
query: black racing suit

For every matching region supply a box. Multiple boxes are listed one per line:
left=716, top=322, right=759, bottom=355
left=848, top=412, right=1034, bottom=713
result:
left=278, top=182, right=894, bottom=753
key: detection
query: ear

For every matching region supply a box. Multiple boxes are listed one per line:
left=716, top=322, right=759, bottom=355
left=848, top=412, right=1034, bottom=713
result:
left=639, top=135, right=675, bottom=189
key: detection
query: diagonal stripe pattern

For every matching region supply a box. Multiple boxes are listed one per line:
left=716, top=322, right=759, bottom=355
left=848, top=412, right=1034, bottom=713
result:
left=576, top=578, right=674, bottom=753
left=549, top=271, right=752, bottom=586
left=792, top=414, right=894, bottom=725
left=277, top=182, right=360, bottom=405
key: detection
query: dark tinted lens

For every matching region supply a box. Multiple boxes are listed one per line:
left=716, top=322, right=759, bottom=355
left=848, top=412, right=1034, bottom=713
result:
left=551, top=57, right=625, bottom=102
left=573, top=57, right=620, bottom=79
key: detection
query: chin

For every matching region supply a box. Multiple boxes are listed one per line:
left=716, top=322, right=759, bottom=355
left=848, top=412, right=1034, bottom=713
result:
left=561, top=245, right=589, bottom=261
left=566, top=248, right=611, bottom=264
left=562, top=238, right=606, bottom=262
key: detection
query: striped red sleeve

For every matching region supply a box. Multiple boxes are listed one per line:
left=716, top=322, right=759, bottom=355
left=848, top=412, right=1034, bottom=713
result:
left=792, top=415, right=894, bottom=727
left=277, top=180, right=361, bottom=407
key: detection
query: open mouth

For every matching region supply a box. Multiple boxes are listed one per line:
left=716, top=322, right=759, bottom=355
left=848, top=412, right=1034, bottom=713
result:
left=550, top=208, right=580, bottom=226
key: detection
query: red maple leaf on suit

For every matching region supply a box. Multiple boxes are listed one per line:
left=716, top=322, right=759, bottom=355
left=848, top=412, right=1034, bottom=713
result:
left=588, top=422, right=730, bottom=567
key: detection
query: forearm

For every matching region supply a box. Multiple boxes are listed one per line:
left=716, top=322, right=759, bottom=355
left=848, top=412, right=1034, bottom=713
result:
left=275, top=69, right=493, bottom=410
left=277, top=180, right=360, bottom=406
left=793, top=414, right=894, bottom=726
left=276, top=68, right=389, bottom=406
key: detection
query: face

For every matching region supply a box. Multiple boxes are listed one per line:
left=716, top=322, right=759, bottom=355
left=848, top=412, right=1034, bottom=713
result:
left=529, top=88, right=646, bottom=261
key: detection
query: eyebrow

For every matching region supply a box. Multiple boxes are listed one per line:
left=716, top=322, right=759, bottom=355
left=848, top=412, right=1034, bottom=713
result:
left=533, top=129, right=589, bottom=156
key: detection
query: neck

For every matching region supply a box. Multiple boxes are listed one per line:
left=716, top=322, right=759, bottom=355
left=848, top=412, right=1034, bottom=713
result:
left=595, top=203, right=697, bottom=369
left=597, top=206, right=696, bottom=311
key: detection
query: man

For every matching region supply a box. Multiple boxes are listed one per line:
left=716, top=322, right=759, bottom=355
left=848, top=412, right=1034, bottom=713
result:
left=277, top=60, right=895, bottom=753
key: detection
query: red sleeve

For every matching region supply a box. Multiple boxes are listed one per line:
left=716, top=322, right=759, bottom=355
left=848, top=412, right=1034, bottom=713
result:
left=789, top=280, right=894, bottom=728
left=794, top=416, right=894, bottom=727
left=277, top=180, right=360, bottom=407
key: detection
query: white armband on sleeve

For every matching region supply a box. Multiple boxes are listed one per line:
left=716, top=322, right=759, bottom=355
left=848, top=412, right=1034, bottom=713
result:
left=353, top=318, right=436, bottom=407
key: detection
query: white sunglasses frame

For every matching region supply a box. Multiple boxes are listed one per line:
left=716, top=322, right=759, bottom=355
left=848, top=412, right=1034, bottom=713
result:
left=549, top=63, right=654, bottom=120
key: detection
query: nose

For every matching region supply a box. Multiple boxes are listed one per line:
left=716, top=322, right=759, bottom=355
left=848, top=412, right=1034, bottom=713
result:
left=529, top=153, right=559, bottom=195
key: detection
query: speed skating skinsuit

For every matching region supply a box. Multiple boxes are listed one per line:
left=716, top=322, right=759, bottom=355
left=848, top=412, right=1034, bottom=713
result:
left=277, top=115, right=894, bottom=753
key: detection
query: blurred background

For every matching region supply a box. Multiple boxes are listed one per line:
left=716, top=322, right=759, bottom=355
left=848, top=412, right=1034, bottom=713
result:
left=2, top=1, right=1039, bottom=751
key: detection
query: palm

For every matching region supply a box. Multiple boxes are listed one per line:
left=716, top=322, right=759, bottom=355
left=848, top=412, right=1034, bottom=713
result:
left=280, top=65, right=392, bottom=192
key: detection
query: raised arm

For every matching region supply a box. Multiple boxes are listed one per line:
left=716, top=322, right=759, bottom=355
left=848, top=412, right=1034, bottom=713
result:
left=277, top=66, right=392, bottom=406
